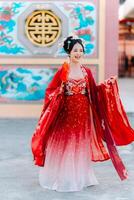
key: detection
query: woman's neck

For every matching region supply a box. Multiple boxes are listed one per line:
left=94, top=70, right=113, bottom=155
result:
left=69, top=61, right=81, bottom=69
left=67, top=61, right=84, bottom=79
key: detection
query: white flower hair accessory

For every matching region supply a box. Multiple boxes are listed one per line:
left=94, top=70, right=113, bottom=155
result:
left=56, top=36, right=68, bottom=49
left=71, top=34, right=79, bottom=39
left=80, top=38, right=86, bottom=46
left=71, top=34, right=86, bottom=47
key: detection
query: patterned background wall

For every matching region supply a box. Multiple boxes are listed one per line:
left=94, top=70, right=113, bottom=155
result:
left=0, top=1, right=99, bottom=102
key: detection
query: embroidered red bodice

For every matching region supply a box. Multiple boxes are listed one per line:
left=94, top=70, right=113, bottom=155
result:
left=65, top=78, right=87, bottom=95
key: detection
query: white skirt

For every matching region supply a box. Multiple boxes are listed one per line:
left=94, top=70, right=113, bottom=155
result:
left=38, top=131, right=99, bottom=192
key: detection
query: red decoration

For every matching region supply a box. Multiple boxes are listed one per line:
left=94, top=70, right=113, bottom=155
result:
left=31, top=65, right=134, bottom=181
left=60, top=62, right=69, bottom=82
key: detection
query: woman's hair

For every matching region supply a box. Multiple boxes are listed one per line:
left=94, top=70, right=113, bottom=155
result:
left=63, top=36, right=85, bottom=54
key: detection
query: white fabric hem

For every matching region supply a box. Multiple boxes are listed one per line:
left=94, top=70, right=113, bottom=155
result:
left=39, top=181, right=99, bottom=192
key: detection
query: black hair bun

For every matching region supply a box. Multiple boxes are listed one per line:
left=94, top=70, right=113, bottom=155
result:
left=63, top=36, right=73, bottom=54
left=63, top=35, right=85, bottom=54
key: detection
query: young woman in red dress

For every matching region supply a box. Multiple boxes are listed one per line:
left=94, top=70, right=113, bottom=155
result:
left=31, top=36, right=134, bottom=192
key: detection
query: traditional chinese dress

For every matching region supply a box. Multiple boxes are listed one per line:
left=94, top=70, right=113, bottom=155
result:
left=31, top=62, right=134, bottom=192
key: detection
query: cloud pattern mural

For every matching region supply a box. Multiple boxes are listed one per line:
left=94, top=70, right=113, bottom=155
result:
left=0, top=67, right=56, bottom=102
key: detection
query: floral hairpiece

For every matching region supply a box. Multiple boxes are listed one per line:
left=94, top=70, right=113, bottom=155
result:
left=71, top=34, right=79, bottom=39
left=71, top=34, right=86, bottom=47
left=53, top=37, right=67, bottom=57
left=80, top=38, right=86, bottom=46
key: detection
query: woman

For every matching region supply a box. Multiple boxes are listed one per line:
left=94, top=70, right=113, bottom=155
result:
left=31, top=36, right=134, bottom=192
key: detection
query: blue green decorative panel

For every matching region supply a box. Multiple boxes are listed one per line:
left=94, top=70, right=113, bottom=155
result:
left=0, top=1, right=98, bottom=57
left=0, top=67, right=56, bottom=102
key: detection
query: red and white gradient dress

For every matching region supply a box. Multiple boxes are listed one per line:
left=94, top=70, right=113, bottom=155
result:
left=39, top=77, right=99, bottom=192
left=32, top=64, right=134, bottom=190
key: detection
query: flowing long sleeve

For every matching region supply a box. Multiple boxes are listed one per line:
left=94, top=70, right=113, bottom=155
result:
left=31, top=67, right=64, bottom=166
left=98, top=77, right=134, bottom=146
left=44, top=68, right=62, bottom=106
left=85, top=67, right=130, bottom=181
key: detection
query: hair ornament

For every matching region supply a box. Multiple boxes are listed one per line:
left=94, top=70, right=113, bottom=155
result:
left=71, top=34, right=79, bottom=40
left=80, top=38, right=86, bottom=47
left=57, top=37, right=66, bottom=48
left=67, top=40, right=71, bottom=49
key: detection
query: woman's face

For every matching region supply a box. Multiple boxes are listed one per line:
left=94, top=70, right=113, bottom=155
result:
left=69, top=43, right=84, bottom=63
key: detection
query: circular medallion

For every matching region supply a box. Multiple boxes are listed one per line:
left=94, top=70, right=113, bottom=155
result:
left=25, top=10, right=61, bottom=47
